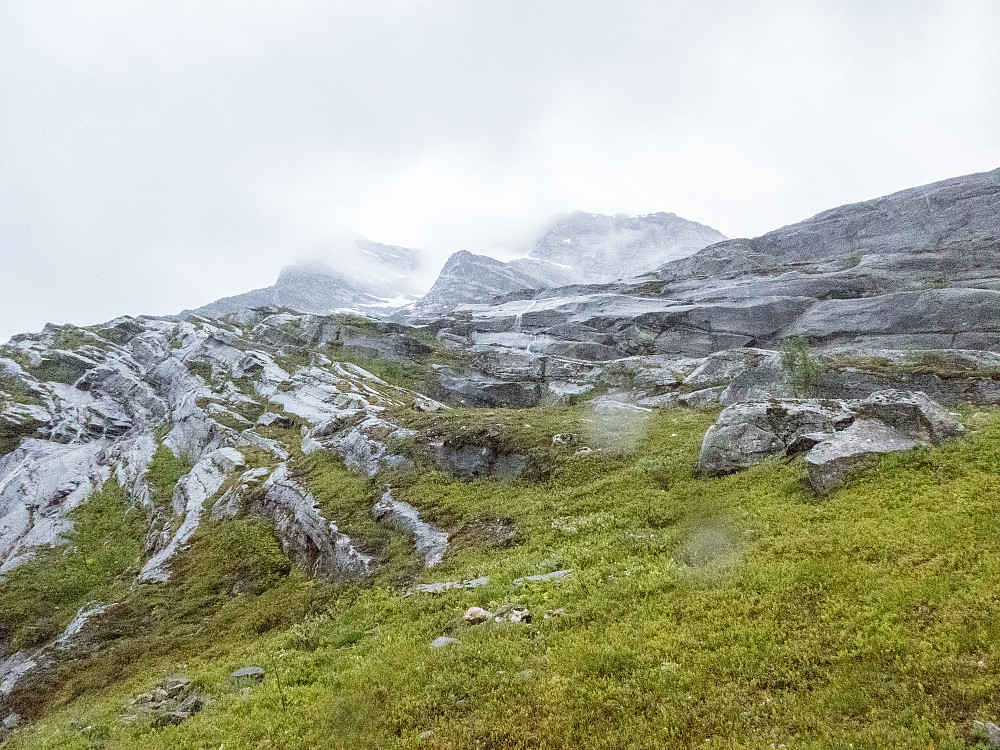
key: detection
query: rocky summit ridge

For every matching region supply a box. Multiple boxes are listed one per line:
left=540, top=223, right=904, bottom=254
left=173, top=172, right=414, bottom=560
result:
left=402, top=210, right=726, bottom=316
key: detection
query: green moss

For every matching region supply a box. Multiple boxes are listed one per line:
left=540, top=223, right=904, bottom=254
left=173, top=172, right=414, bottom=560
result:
left=29, top=353, right=92, bottom=385
left=0, top=374, right=44, bottom=407
left=146, top=445, right=193, bottom=516
left=0, top=478, right=145, bottom=652
left=328, top=345, right=423, bottom=389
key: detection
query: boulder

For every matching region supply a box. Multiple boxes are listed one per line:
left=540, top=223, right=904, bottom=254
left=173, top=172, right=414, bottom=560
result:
left=856, top=389, right=963, bottom=444
left=699, top=399, right=854, bottom=476
left=805, top=418, right=922, bottom=495
left=698, top=391, right=964, bottom=492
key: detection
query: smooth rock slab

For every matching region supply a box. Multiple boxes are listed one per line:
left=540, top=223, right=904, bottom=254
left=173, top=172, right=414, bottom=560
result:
left=430, top=636, right=460, bottom=649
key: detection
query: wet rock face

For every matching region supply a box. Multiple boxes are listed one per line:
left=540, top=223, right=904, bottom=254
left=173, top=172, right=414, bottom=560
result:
left=698, top=390, right=964, bottom=494
left=429, top=369, right=542, bottom=409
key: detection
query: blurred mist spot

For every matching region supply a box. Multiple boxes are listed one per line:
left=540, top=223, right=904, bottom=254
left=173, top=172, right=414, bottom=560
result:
left=678, top=525, right=738, bottom=570
left=585, top=399, right=652, bottom=455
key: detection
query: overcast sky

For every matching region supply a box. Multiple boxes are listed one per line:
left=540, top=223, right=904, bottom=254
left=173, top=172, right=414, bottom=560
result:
left=2, top=1, right=999, bottom=341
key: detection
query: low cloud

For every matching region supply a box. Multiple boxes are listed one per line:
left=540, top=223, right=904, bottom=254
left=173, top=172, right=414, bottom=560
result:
left=1, top=1, right=998, bottom=340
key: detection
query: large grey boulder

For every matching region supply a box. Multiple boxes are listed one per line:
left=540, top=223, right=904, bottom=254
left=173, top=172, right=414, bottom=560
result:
left=698, top=391, right=963, bottom=492
left=855, top=389, right=963, bottom=444
left=805, top=418, right=922, bottom=495
left=699, top=399, right=855, bottom=476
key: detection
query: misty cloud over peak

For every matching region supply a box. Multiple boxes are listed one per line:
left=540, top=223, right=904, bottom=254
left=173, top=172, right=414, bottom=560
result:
left=2, top=1, right=998, bottom=340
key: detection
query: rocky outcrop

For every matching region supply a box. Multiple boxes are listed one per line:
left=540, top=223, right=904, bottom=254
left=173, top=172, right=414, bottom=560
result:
left=699, top=390, right=963, bottom=494
left=372, top=489, right=449, bottom=567
left=256, top=464, right=372, bottom=577
left=140, top=447, right=246, bottom=582
left=408, top=169, right=999, bottom=409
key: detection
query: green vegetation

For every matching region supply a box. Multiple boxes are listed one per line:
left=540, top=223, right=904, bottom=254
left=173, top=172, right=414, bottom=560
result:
left=184, top=359, right=214, bottom=382
left=327, top=345, right=424, bottom=389
left=146, top=444, right=194, bottom=516
left=0, top=374, right=44, bottom=406
left=780, top=334, right=824, bottom=396
left=50, top=326, right=96, bottom=352
left=28, top=353, right=91, bottom=385
left=11, top=407, right=1000, bottom=748
left=0, top=479, right=145, bottom=652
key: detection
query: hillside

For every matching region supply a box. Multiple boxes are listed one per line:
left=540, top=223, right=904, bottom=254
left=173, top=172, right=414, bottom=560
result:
left=2, top=168, right=1000, bottom=748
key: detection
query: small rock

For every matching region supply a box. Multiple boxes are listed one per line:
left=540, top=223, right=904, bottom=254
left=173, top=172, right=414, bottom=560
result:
left=513, top=569, right=573, bottom=586
left=418, top=729, right=434, bottom=740
left=574, top=447, right=593, bottom=455
left=412, top=397, right=444, bottom=412
left=430, top=636, right=460, bottom=648
left=493, top=604, right=532, bottom=624
left=414, top=576, right=490, bottom=594
left=2, top=713, right=20, bottom=730
left=163, top=677, right=190, bottom=698
left=544, top=608, right=565, bottom=619
left=552, top=433, right=577, bottom=445
left=463, top=606, right=494, bottom=625
left=177, top=693, right=203, bottom=714
left=151, top=687, right=169, bottom=702
left=505, top=607, right=531, bottom=624
left=972, top=720, right=1000, bottom=747
left=132, top=692, right=154, bottom=705
left=517, top=669, right=534, bottom=679
left=230, top=666, right=266, bottom=684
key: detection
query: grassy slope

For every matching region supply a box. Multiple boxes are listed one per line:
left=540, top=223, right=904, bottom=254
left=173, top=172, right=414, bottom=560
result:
left=8, top=407, right=1000, bottom=749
